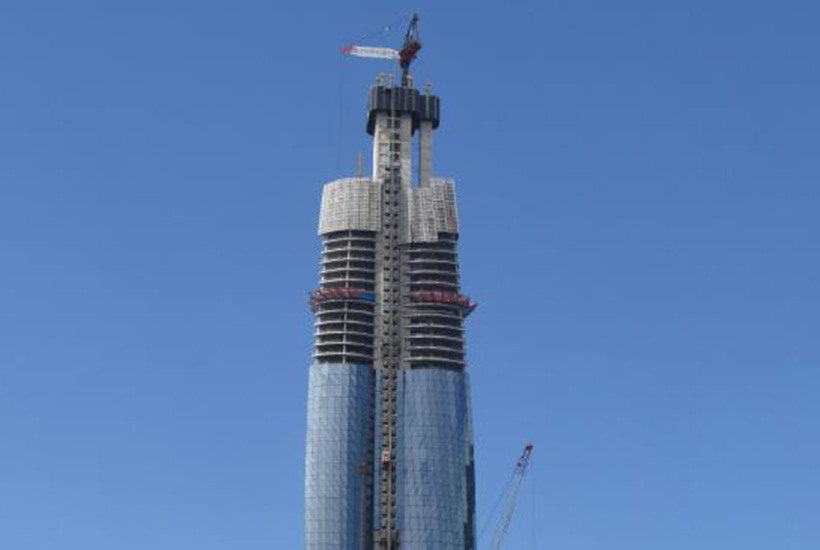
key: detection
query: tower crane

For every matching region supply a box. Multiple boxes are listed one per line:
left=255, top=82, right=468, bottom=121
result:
left=484, top=443, right=535, bottom=550
left=341, top=13, right=422, bottom=85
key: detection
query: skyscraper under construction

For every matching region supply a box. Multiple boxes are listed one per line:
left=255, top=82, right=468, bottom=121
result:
left=304, top=20, right=476, bottom=549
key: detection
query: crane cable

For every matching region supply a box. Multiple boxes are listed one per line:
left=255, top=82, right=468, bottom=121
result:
left=479, top=468, right=517, bottom=543
left=348, top=14, right=409, bottom=45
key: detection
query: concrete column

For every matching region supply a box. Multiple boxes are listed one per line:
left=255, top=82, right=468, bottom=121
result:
left=418, top=120, right=433, bottom=187
left=400, top=113, right=413, bottom=192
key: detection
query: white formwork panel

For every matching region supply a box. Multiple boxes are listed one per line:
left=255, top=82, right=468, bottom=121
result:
left=318, top=177, right=381, bottom=235
left=407, top=178, right=460, bottom=243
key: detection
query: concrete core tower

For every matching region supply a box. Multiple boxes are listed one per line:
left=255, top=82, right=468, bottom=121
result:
left=305, top=72, right=476, bottom=549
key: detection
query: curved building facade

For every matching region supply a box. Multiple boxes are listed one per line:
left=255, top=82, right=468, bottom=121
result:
left=305, top=74, right=476, bottom=549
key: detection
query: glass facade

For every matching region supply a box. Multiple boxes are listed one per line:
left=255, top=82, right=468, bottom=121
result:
left=395, top=368, right=475, bottom=549
left=304, top=363, right=373, bottom=549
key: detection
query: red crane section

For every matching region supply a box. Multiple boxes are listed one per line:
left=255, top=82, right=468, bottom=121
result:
left=397, top=13, right=421, bottom=75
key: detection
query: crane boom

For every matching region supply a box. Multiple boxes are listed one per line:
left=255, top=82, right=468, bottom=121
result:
left=340, top=45, right=399, bottom=60
left=490, top=443, right=534, bottom=549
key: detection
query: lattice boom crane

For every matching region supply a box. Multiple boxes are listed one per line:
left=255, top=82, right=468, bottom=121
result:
left=341, top=13, right=422, bottom=85
left=490, top=443, right=534, bottom=549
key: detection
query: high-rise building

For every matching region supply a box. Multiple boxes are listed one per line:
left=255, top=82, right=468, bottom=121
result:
left=304, top=71, right=477, bottom=549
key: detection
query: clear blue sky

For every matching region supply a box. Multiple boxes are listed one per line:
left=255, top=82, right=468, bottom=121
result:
left=1, top=1, right=818, bottom=548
